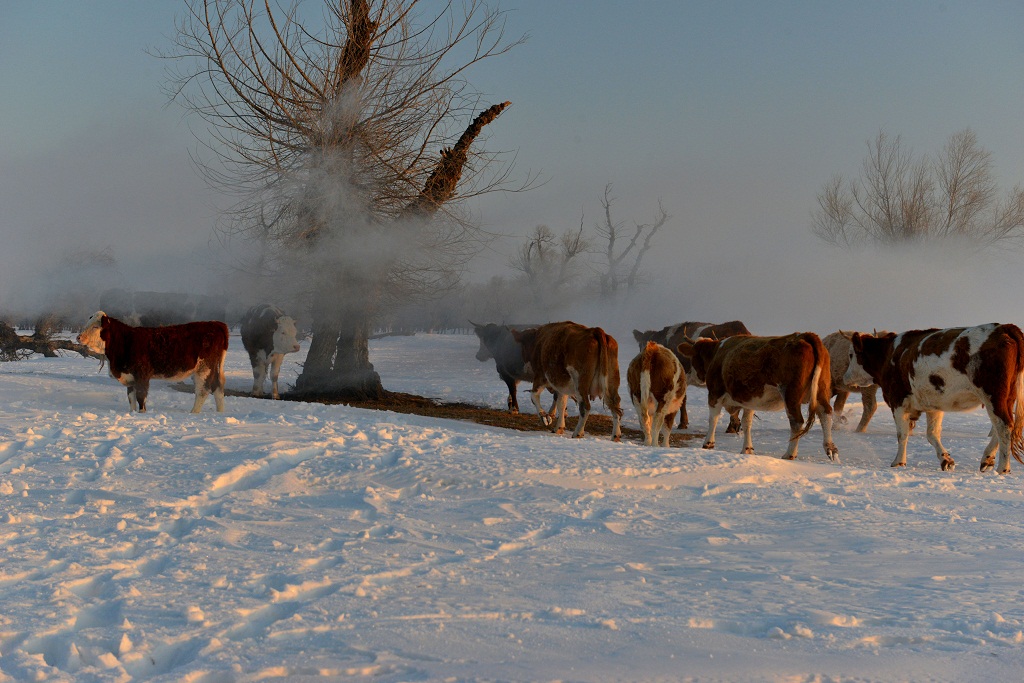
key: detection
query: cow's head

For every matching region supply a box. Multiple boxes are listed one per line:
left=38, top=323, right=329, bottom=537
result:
left=845, top=331, right=896, bottom=387
left=77, top=311, right=107, bottom=354
left=273, top=315, right=302, bottom=355
left=632, top=329, right=657, bottom=349
left=676, top=337, right=719, bottom=384
left=470, top=321, right=497, bottom=362
left=509, top=327, right=539, bottom=364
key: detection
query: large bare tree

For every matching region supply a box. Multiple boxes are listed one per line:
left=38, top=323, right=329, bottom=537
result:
left=169, top=0, right=524, bottom=397
left=813, top=129, right=1024, bottom=248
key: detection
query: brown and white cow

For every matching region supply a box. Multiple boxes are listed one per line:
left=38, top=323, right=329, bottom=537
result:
left=633, top=320, right=750, bottom=431
left=511, top=321, right=623, bottom=441
left=823, top=330, right=882, bottom=432
left=77, top=311, right=228, bottom=413
left=627, top=341, right=686, bottom=446
left=240, top=304, right=302, bottom=399
left=677, top=333, right=838, bottom=462
left=845, top=324, right=1024, bottom=473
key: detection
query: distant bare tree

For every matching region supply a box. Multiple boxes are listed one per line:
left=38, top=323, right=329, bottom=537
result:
left=813, top=129, right=1024, bottom=247
left=594, top=184, right=669, bottom=296
left=169, top=0, right=526, bottom=398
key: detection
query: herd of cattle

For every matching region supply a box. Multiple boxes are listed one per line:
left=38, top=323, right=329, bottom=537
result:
left=473, top=319, right=1024, bottom=475
left=69, top=304, right=1024, bottom=474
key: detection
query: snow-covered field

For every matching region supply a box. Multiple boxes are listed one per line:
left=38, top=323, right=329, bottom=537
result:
left=3, top=331, right=1024, bottom=682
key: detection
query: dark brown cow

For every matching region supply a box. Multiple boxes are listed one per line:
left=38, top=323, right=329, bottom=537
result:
left=77, top=311, right=228, bottom=413
left=511, top=321, right=623, bottom=441
left=677, top=333, right=837, bottom=462
left=633, top=321, right=750, bottom=431
left=823, top=330, right=882, bottom=432
left=845, top=324, right=1024, bottom=473
left=627, top=341, right=686, bottom=446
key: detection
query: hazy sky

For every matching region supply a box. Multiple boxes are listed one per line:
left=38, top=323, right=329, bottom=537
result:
left=2, top=1, right=1023, bottom=332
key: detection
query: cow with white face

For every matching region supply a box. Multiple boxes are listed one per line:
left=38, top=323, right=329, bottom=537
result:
left=240, top=304, right=302, bottom=399
left=845, top=324, right=1024, bottom=473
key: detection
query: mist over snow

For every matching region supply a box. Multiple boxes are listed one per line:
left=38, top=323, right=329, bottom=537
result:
left=4, top=332, right=1024, bottom=681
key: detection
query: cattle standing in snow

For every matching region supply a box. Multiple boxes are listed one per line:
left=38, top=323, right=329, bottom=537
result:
left=77, top=311, right=228, bottom=413
left=240, top=304, right=302, bottom=399
left=823, top=330, right=882, bottom=432
left=677, top=332, right=838, bottom=462
left=471, top=322, right=547, bottom=414
left=627, top=341, right=686, bottom=446
left=633, top=320, right=750, bottom=432
left=846, top=324, right=1024, bottom=473
left=511, top=321, right=623, bottom=441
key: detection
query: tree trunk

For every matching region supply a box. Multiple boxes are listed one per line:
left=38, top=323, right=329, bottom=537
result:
left=293, top=276, right=384, bottom=400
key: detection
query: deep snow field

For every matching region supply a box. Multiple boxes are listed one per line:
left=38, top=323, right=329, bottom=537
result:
left=3, top=330, right=1024, bottom=682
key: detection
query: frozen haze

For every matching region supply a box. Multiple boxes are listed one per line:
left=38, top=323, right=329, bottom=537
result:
left=2, top=332, right=1024, bottom=681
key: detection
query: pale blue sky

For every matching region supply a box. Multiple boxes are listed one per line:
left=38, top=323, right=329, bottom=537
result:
left=2, top=1, right=1023, bottom=331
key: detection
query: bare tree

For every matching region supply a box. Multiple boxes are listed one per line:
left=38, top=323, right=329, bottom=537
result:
left=813, top=129, right=1024, bottom=247
left=168, top=0, right=525, bottom=398
left=594, top=184, right=669, bottom=296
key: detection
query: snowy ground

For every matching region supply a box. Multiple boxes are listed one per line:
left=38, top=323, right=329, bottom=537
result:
left=3, top=331, right=1024, bottom=682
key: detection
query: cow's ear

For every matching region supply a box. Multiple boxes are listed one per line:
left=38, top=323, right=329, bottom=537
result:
left=676, top=341, right=696, bottom=358
left=632, top=330, right=643, bottom=343
left=839, top=330, right=853, bottom=340
left=509, top=328, right=522, bottom=342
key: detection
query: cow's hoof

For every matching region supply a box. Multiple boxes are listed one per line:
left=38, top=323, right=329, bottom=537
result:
left=826, top=446, right=839, bottom=463
left=980, top=459, right=995, bottom=472
left=838, top=415, right=849, bottom=425
left=702, top=441, right=715, bottom=450
left=940, top=455, right=955, bottom=471
left=554, top=428, right=564, bottom=435
left=725, top=426, right=740, bottom=434
left=743, top=447, right=755, bottom=455
left=998, top=468, right=1011, bottom=475
left=612, top=436, right=621, bottom=443
left=890, top=462, right=906, bottom=468
left=510, top=408, right=519, bottom=415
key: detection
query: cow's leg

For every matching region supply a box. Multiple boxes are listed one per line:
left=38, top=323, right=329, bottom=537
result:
left=651, top=408, right=667, bottom=448
left=633, top=397, right=652, bottom=446
left=891, top=407, right=914, bottom=467
left=126, top=385, right=139, bottom=412
left=741, top=408, right=756, bottom=454
left=572, top=393, right=592, bottom=438
left=984, top=401, right=1015, bottom=474
left=832, top=389, right=850, bottom=425
left=980, top=426, right=1000, bottom=473
left=134, top=378, right=150, bottom=413
left=529, top=383, right=552, bottom=427
left=609, top=398, right=622, bottom=443
left=725, top=407, right=742, bottom=434
left=269, top=353, right=285, bottom=400
left=924, top=411, right=955, bottom=471
left=781, top=392, right=806, bottom=460
left=250, top=351, right=268, bottom=397
left=501, top=373, right=519, bottom=414
left=552, top=393, right=569, bottom=434
left=818, top=402, right=839, bottom=463
left=660, top=411, right=677, bottom=447
left=703, top=404, right=723, bottom=449
left=856, top=386, right=878, bottom=433
left=191, top=370, right=211, bottom=413
left=678, top=393, right=689, bottom=430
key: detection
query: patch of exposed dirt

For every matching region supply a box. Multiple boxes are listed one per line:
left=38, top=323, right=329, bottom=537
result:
left=274, top=388, right=701, bottom=446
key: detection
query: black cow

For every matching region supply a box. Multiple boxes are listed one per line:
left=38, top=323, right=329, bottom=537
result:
left=471, top=322, right=552, bottom=415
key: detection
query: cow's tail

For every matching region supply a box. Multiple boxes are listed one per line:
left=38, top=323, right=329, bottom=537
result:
left=593, top=329, right=623, bottom=418
left=1012, top=330, right=1024, bottom=464
left=639, top=341, right=657, bottom=412
left=793, top=334, right=826, bottom=441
